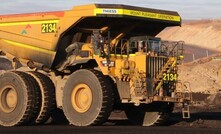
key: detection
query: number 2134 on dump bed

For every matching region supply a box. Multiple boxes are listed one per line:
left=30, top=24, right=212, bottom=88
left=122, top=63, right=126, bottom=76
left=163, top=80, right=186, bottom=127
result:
left=41, top=23, right=56, bottom=33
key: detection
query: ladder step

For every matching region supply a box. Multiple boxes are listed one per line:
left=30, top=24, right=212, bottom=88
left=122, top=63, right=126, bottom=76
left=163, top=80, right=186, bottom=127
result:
left=182, top=104, right=190, bottom=119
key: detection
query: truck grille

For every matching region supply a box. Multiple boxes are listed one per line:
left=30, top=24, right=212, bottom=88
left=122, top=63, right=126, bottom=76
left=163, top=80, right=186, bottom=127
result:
left=146, top=56, right=168, bottom=79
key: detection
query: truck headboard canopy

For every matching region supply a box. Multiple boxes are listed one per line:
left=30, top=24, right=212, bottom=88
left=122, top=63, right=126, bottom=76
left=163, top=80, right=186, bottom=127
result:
left=71, top=4, right=181, bottom=37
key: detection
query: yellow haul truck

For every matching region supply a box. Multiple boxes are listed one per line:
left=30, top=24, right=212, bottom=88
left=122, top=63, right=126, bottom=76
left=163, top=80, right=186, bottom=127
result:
left=0, top=4, right=190, bottom=126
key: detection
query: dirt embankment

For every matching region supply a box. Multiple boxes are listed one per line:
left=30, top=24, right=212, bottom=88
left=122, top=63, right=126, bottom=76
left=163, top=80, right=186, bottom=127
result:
left=158, top=20, right=221, bottom=94
left=158, top=20, right=221, bottom=52
left=179, top=55, right=221, bottom=94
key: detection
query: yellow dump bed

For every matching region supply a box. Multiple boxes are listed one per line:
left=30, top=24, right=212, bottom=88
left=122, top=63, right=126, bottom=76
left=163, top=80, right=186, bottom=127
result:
left=0, top=4, right=181, bottom=68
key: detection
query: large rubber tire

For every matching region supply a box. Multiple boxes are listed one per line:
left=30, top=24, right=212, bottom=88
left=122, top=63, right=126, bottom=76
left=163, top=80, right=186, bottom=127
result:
left=125, top=102, right=174, bottom=126
left=0, top=71, right=41, bottom=126
left=62, top=69, right=113, bottom=126
left=27, top=71, right=56, bottom=124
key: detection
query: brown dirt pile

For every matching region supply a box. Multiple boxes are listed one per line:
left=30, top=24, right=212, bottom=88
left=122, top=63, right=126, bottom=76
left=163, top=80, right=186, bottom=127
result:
left=179, top=55, right=221, bottom=94
left=158, top=20, right=221, bottom=93
left=158, top=20, right=221, bottom=52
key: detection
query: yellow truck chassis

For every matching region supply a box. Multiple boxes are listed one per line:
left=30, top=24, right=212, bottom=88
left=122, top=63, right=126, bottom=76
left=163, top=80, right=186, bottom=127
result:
left=0, top=4, right=190, bottom=127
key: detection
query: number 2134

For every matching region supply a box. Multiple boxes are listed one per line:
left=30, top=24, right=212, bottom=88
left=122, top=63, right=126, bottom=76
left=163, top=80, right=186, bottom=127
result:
left=163, top=73, right=177, bottom=81
left=41, top=23, right=56, bottom=33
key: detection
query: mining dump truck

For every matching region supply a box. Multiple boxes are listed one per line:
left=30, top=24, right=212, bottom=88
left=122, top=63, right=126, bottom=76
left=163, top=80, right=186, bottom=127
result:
left=0, top=4, right=190, bottom=126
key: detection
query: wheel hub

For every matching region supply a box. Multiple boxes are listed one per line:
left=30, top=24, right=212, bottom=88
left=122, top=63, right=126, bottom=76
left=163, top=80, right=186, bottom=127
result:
left=0, top=85, right=18, bottom=113
left=71, top=84, right=92, bottom=113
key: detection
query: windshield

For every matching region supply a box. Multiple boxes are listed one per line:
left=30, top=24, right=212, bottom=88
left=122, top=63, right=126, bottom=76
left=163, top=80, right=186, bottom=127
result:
left=128, top=36, right=163, bottom=55
left=148, top=38, right=162, bottom=53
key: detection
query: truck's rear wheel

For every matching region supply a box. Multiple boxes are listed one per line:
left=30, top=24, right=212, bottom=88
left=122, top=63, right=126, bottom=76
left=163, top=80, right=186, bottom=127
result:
left=27, top=71, right=56, bottom=124
left=62, top=69, right=113, bottom=126
left=125, top=102, right=174, bottom=126
left=0, top=71, right=40, bottom=126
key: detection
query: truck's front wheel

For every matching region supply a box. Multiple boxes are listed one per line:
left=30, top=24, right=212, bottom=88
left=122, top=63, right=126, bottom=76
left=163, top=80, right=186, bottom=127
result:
left=62, top=69, right=113, bottom=126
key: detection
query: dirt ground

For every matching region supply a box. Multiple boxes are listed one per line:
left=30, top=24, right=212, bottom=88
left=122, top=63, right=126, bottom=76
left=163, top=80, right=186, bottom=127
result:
left=170, top=92, right=221, bottom=128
